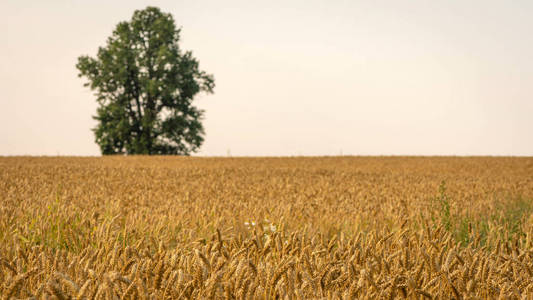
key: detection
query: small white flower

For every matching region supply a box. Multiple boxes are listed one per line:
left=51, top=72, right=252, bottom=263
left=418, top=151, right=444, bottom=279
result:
left=245, top=220, right=257, bottom=228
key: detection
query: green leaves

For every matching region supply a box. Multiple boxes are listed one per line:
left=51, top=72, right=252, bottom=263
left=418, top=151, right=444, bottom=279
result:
left=77, top=6, right=214, bottom=155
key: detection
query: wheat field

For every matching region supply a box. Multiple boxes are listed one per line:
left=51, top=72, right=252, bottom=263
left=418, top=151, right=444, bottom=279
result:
left=1, top=156, right=532, bottom=299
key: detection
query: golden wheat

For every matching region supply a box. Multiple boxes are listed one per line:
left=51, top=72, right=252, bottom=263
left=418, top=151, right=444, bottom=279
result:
left=0, top=156, right=532, bottom=298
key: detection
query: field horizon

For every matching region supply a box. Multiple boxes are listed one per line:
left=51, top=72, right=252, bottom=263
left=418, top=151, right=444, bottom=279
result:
left=2, top=154, right=532, bottom=158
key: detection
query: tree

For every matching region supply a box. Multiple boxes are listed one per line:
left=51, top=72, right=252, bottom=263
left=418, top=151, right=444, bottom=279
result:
left=77, top=7, right=214, bottom=155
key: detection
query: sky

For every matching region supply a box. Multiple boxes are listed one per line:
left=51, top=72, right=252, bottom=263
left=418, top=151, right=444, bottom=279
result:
left=1, top=0, right=532, bottom=156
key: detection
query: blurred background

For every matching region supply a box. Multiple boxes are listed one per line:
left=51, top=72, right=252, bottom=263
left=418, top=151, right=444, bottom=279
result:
left=1, top=0, right=532, bottom=156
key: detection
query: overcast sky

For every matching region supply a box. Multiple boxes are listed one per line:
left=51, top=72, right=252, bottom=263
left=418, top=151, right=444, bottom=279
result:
left=1, top=0, right=532, bottom=156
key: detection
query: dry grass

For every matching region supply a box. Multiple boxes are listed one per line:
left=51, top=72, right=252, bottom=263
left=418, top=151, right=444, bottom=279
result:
left=1, top=156, right=533, bottom=299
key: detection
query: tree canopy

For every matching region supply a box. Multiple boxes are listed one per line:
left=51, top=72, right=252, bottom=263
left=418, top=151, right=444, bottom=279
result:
left=77, top=7, right=214, bottom=155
